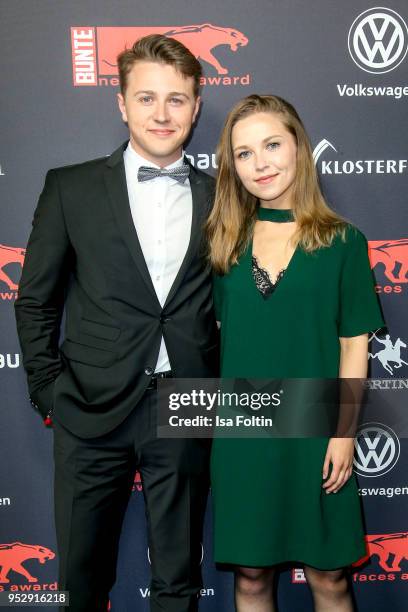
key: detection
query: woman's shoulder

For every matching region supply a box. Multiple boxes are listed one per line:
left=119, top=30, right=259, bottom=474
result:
left=331, top=223, right=368, bottom=251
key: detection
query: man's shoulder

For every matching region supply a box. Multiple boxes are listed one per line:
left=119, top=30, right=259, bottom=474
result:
left=50, top=155, right=106, bottom=176
left=189, top=165, right=215, bottom=188
left=48, top=142, right=126, bottom=180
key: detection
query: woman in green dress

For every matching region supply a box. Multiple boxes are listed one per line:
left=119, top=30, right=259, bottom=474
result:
left=207, top=95, right=384, bottom=611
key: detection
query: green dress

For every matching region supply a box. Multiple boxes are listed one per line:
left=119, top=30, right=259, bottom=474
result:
left=211, top=214, right=384, bottom=569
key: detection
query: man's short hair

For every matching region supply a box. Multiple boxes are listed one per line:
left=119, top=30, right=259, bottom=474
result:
left=117, top=34, right=202, bottom=97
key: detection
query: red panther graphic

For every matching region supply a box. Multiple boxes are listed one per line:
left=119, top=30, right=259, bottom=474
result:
left=0, top=244, right=26, bottom=290
left=0, top=543, right=55, bottom=583
left=163, top=24, right=248, bottom=75
left=354, top=532, right=408, bottom=572
left=368, top=239, right=408, bottom=284
left=97, top=24, right=248, bottom=75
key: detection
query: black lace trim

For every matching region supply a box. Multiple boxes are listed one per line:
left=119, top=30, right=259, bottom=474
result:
left=252, top=255, right=286, bottom=299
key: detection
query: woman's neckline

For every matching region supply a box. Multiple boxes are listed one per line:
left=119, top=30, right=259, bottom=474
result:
left=257, top=207, right=294, bottom=223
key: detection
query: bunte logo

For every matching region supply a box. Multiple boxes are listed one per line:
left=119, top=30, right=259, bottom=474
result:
left=354, top=532, right=408, bottom=572
left=71, top=25, right=249, bottom=87
left=0, top=543, right=55, bottom=584
left=0, top=244, right=25, bottom=291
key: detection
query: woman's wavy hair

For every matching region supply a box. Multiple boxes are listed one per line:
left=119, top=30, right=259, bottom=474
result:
left=207, top=95, right=347, bottom=273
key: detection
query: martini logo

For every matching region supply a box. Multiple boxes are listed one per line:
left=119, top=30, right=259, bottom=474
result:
left=369, top=332, right=407, bottom=375
left=71, top=25, right=249, bottom=87
left=0, top=543, right=55, bottom=584
left=354, top=532, right=408, bottom=572
left=354, top=422, right=400, bottom=477
left=348, top=8, right=408, bottom=74
left=313, top=139, right=407, bottom=175
left=368, top=239, right=408, bottom=294
left=0, top=244, right=25, bottom=301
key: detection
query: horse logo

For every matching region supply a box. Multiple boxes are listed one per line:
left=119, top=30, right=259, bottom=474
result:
left=369, top=331, right=407, bottom=375
left=368, top=239, right=408, bottom=284
left=0, top=244, right=26, bottom=290
left=0, top=542, right=55, bottom=583
left=97, top=24, right=248, bottom=76
left=354, top=532, right=408, bottom=572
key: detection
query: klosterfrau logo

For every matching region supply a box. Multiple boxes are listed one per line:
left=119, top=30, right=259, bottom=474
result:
left=71, top=24, right=249, bottom=87
left=348, top=7, right=408, bottom=74
left=313, top=138, right=407, bottom=175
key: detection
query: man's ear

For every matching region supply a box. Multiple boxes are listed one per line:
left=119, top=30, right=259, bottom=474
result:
left=192, top=96, right=201, bottom=123
left=117, top=92, right=128, bottom=123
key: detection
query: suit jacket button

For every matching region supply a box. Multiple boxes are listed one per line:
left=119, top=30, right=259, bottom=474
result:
left=145, top=367, right=154, bottom=376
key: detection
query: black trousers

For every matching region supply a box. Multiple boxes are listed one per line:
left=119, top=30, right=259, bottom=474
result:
left=53, top=389, right=210, bottom=611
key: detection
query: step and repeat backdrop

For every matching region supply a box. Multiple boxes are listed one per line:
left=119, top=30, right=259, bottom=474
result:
left=1, top=1, right=407, bottom=610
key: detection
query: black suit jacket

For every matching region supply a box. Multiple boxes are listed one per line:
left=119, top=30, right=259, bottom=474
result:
left=15, top=142, right=218, bottom=438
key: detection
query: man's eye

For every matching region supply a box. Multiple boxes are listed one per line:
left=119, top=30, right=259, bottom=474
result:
left=237, top=150, right=251, bottom=160
left=170, top=97, right=183, bottom=105
left=139, top=96, right=153, bottom=104
left=266, top=142, right=280, bottom=151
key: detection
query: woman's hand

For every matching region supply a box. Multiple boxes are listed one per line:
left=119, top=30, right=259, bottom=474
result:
left=322, top=334, right=368, bottom=493
left=322, top=437, right=355, bottom=494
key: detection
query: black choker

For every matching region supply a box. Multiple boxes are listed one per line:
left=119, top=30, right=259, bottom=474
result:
left=257, top=207, right=294, bottom=223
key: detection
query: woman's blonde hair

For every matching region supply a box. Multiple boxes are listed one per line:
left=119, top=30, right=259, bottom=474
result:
left=207, top=95, right=347, bottom=274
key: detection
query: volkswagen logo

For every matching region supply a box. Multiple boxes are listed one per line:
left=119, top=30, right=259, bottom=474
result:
left=354, top=422, right=400, bottom=477
left=348, top=7, right=408, bottom=74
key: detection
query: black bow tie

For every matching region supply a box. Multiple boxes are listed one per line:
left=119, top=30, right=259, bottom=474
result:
left=137, top=164, right=190, bottom=184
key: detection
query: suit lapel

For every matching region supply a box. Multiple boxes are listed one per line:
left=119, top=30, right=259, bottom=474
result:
left=164, top=163, right=208, bottom=307
left=103, top=143, right=161, bottom=307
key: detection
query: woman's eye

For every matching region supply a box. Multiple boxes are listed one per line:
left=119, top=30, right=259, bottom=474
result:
left=237, top=150, right=251, bottom=160
left=266, top=142, right=280, bottom=151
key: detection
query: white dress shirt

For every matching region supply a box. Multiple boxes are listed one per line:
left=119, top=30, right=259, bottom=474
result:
left=123, top=142, right=192, bottom=372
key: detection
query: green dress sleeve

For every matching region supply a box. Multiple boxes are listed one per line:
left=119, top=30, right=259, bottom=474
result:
left=338, top=227, right=385, bottom=337
left=212, top=273, right=223, bottom=322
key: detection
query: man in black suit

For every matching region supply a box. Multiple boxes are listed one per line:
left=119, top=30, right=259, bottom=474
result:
left=15, top=34, right=218, bottom=612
